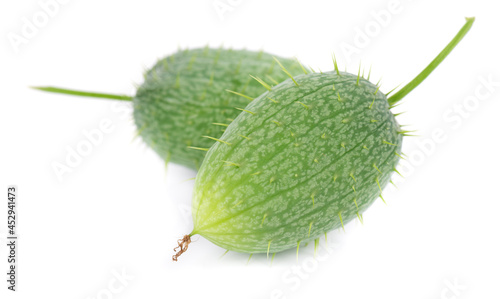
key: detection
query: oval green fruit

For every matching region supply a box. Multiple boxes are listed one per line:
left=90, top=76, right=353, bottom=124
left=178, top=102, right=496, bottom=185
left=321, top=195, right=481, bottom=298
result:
left=133, top=48, right=306, bottom=169
left=177, top=17, right=474, bottom=259
left=33, top=48, right=306, bottom=169
left=191, top=70, right=401, bottom=253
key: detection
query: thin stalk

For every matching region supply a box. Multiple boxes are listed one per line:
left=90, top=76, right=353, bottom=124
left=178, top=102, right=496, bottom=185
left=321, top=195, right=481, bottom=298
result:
left=31, top=86, right=132, bottom=101
left=388, top=17, right=475, bottom=106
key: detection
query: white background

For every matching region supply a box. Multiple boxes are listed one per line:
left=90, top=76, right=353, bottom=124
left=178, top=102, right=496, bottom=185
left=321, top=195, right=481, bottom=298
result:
left=1, top=0, right=499, bottom=298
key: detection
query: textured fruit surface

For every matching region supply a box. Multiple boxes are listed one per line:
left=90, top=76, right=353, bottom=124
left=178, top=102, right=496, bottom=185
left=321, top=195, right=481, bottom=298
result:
left=133, top=48, right=304, bottom=169
left=191, top=71, right=403, bottom=253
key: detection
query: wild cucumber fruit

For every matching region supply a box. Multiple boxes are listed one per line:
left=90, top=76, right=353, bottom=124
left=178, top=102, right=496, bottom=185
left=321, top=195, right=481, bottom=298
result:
left=174, top=18, right=474, bottom=260
left=33, top=48, right=305, bottom=169
left=134, top=48, right=305, bottom=168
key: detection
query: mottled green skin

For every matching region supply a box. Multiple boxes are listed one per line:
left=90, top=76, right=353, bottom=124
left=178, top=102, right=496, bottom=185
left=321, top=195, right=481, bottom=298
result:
left=192, top=71, right=403, bottom=253
left=133, top=48, right=304, bottom=169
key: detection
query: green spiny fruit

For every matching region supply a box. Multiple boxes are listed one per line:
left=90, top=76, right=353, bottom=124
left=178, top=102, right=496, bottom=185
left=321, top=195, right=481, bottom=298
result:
left=33, top=47, right=306, bottom=169
left=174, top=18, right=474, bottom=260
left=134, top=48, right=306, bottom=169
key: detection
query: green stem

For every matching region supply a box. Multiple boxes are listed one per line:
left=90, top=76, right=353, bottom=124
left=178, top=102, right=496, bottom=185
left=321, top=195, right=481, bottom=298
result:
left=31, top=86, right=132, bottom=101
left=387, top=17, right=475, bottom=106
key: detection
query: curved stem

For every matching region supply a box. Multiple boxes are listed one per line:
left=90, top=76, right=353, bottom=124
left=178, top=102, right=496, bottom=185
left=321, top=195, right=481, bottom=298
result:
left=172, top=235, right=191, bottom=261
left=31, top=86, right=132, bottom=101
left=388, top=17, right=475, bottom=106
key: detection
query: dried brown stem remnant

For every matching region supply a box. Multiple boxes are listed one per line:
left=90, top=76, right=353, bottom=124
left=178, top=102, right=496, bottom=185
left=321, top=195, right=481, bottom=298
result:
left=172, top=235, right=191, bottom=261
